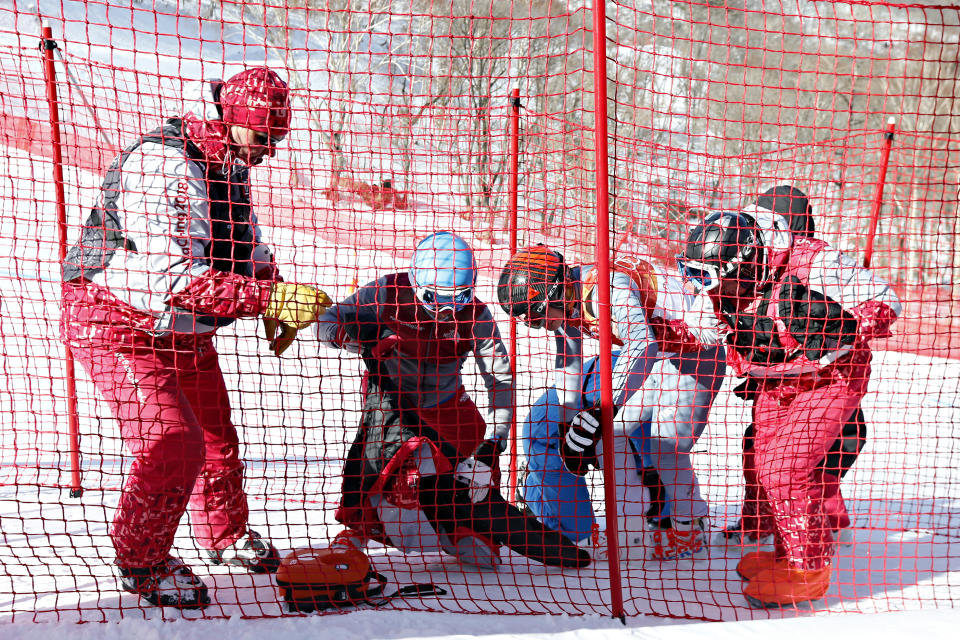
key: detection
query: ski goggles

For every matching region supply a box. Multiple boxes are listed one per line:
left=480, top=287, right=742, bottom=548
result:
left=520, top=299, right=567, bottom=329
left=415, top=285, right=474, bottom=314
left=676, top=255, right=720, bottom=293
left=252, top=130, right=286, bottom=148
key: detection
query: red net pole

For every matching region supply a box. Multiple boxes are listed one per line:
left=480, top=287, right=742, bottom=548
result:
left=591, top=1, right=625, bottom=622
left=864, top=117, right=897, bottom=270
left=506, top=87, right=520, bottom=506
left=41, top=24, right=83, bottom=498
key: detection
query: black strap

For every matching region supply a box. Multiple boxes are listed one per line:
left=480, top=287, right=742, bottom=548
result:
left=362, top=572, right=447, bottom=607
left=283, top=572, right=448, bottom=612
left=580, top=354, right=600, bottom=400
left=576, top=355, right=620, bottom=417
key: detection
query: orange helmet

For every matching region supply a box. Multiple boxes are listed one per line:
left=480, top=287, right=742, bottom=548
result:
left=497, top=245, right=568, bottom=320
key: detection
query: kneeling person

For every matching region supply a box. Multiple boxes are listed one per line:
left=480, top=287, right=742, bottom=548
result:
left=315, top=232, right=589, bottom=570
left=518, top=351, right=671, bottom=550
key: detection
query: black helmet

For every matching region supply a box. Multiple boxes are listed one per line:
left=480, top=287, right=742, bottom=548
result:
left=756, top=185, right=814, bottom=238
left=677, top=211, right=767, bottom=298
left=497, top=245, right=568, bottom=319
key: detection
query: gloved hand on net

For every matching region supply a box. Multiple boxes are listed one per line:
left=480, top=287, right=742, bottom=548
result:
left=454, top=438, right=505, bottom=503
left=559, top=408, right=603, bottom=476
left=263, top=317, right=299, bottom=356
left=262, top=283, right=334, bottom=357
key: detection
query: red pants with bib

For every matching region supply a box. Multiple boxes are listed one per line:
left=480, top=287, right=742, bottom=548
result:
left=71, top=339, right=249, bottom=568
left=749, top=352, right=871, bottom=570
left=335, top=380, right=489, bottom=542
left=417, top=390, right=487, bottom=458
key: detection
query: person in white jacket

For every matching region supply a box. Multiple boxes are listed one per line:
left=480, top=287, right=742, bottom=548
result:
left=60, top=67, right=331, bottom=609
left=497, top=247, right=726, bottom=562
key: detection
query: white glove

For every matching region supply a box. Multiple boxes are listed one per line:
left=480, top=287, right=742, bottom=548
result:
left=454, top=439, right=501, bottom=503
left=454, top=457, right=493, bottom=503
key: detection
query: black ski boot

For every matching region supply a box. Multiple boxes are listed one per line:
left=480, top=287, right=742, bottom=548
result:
left=206, top=529, right=280, bottom=574
left=118, top=556, right=210, bottom=609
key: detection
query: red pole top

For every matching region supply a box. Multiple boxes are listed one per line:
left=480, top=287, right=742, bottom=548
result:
left=864, top=117, right=896, bottom=270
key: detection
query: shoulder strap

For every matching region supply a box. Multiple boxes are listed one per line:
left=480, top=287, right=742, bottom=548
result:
left=141, top=118, right=207, bottom=166
left=362, top=572, right=448, bottom=607
left=755, top=280, right=776, bottom=316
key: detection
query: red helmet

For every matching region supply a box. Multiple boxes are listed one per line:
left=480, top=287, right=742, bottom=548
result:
left=219, top=67, right=291, bottom=140
left=497, top=245, right=568, bottom=319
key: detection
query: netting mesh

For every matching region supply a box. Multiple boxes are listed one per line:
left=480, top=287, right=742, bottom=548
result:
left=0, top=0, right=957, bottom=624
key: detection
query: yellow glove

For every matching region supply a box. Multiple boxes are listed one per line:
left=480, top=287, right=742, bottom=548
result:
left=263, top=317, right=299, bottom=357
left=264, top=282, right=333, bottom=329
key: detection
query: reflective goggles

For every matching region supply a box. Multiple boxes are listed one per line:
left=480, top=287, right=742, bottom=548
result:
left=519, top=300, right=567, bottom=329
left=415, top=286, right=474, bottom=314
left=676, top=255, right=720, bottom=293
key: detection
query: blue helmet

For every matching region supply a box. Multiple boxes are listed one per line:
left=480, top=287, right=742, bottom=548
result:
left=409, top=232, right=477, bottom=315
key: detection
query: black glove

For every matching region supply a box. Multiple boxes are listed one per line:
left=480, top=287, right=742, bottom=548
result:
left=559, top=408, right=602, bottom=477
left=475, top=438, right=504, bottom=466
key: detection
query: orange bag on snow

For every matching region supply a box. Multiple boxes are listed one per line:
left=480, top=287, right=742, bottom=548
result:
left=276, top=546, right=446, bottom=613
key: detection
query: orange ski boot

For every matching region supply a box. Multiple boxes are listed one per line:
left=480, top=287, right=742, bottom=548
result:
left=744, top=563, right=832, bottom=608
left=736, top=550, right=777, bottom=581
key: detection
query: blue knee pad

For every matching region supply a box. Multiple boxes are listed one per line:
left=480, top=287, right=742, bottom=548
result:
left=519, top=389, right=595, bottom=543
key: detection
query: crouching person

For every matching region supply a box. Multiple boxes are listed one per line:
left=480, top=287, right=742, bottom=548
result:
left=517, top=351, right=673, bottom=550
left=497, top=247, right=725, bottom=562
left=314, top=232, right=589, bottom=570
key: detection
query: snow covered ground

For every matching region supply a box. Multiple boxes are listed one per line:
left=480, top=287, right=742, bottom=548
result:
left=1, top=135, right=958, bottom=637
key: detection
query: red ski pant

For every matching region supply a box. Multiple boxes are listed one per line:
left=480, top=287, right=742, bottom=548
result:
left=741, top=446, right=849, bottom=539
left=417, top=389, right=487, bottom=458
left=72, top=340, right=248, bottom=568
left=338, top=382, right=489, bottom=540
left=751, top=363, right=869, bottom=570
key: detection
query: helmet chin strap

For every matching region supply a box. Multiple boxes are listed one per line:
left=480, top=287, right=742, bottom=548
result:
left=219, top=134, right=242, bottom=174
